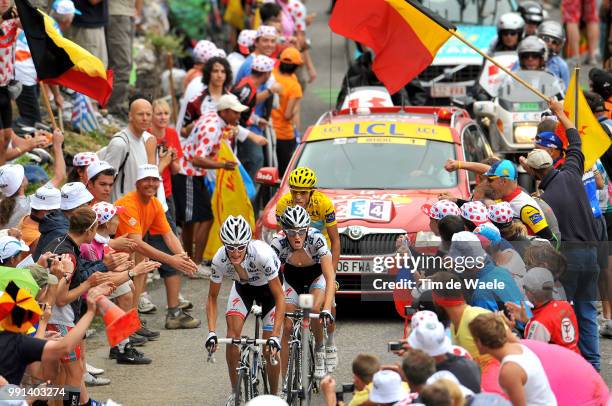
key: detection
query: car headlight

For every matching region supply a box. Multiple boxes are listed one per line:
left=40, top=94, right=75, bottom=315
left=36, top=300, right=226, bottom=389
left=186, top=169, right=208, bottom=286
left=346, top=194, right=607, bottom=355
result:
left=261, top=226, right=277, bottom=244
left=513, top=125, right=537, bottom=144
left=414, top=231, right=441, bottom=248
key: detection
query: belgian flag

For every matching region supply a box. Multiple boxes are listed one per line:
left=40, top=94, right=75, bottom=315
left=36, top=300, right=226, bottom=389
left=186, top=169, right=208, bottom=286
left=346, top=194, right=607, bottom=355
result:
left=15, top=0, right=113, bottom=106
left=329, top=0, right=454, bottom=94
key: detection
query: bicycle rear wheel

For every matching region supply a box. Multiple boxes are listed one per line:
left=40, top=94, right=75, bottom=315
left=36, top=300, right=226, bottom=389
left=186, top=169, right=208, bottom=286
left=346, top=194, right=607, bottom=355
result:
left=235, top=368, right=251, bottom=406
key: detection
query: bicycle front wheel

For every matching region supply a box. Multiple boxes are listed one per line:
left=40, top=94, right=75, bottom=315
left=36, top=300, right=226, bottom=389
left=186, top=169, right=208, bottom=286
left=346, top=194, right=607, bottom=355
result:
left=285, top=341, right=301, bottom=406
left=235, top=368, right=251, bottom=406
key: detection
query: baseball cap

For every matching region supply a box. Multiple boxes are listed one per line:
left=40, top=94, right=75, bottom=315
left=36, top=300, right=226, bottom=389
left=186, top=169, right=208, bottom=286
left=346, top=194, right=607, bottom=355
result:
left=0, top=164, right=25, bottom=198
left=473, top=222, right=502, bottom=243
left=29, top=265, right=59, bottom=288
left=523, top=267, right=555, bottom=292
left=31, top=184, right=61, bottom=211
left=0, top=236, right=29, bottom=262
left=421, top=200, right=461, bottom=220
left=448, top=231, right=486, bottom=271
left=72, top=152, right=98, bottom=167
left=589, top=67, right=612, bottom=100
left=136, top=164, right=162, bottom=182
left=483, top=160, right=518, bottom=181
left=280, top=47, right=304, bottom=65
left=52, top=0, right=81, bottom=15
left=256, top=25, right=278, bottom=39
left=237, top=30, right=257, bottom=55
left=92, top=202, right=125, bottom=225
left=584, top=91, right=606, bottom=113
left=369, top=370, right=408, bottom=404
left=86, top=160, right=115, bottom=182
left=192, top=40, right=216, bottom=64
left=60, top=182, right=94, bottom=211
left=460, top=201, right=488, bottom=226
left=216, top=94, right=248, bottom=112
left=525, top=149, right=553, bottom=170
left=410, top=310, right=439, bottom=330
left=487, top=202, right=514, bottom=225
left=251, top=55, right=275, bottom=73
left=426, top=371, right=474, bottom=397
left=535, top=131, right=563, bottom=150
left=408, top=318, right=451, bottom=356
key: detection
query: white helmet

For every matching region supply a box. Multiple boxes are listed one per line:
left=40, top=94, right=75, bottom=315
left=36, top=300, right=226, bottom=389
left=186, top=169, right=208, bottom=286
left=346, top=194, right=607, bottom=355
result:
left=280, top=206, right=310, bottom=229
left=537, top=20, right=566, bottom=45
left=220, top=215, right=252, bottom=245
left=517, top=35, right=548, bottom=62
left=497, top=12, right=525, bottom=32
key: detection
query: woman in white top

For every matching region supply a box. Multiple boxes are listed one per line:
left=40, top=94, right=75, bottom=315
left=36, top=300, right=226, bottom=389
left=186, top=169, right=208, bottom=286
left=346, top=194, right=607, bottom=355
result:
left=469, top=313, right=557, bottom=406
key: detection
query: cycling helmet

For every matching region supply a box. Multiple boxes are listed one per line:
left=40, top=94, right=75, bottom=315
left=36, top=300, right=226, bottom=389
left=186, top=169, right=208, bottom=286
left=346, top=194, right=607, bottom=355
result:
left=280, top=206, right=311, bottom=229
left=517, top=1, right=544, bottom=24
left=220, top=215, right=252, bottom=245
left=497, top=12, right=525, bottom=32
left=288, top=167, right=317, bottom=189
left=517, top=35, right=548, bottom=62
left=537, top=20, right=566, bottom=45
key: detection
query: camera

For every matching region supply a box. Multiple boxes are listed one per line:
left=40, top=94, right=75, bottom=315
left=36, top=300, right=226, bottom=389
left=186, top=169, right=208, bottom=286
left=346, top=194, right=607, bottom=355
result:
left=404, top=305, right=417, bottom=317
left=388, top=341, right=403, bottom=352
left=335, top=383, right=355, bottom=403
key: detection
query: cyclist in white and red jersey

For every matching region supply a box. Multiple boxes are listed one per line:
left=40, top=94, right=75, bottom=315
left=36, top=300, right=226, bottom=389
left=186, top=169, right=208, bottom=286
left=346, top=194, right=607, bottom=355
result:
left=271, top=206, right=336, bottom=380
left=205, top=215, right=285, bottom=403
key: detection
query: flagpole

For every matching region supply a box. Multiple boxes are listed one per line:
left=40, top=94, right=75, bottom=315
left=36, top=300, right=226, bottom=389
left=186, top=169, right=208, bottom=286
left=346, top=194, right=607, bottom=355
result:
left=40, top=82, right=58, bottom=129
left=574, top=67, right=580, bottom=128
left=449, top=30, right=550, bottom=101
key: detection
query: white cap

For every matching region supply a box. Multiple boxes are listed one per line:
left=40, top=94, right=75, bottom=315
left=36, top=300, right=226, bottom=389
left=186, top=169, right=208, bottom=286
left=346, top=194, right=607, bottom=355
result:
left=252, top=54, right=275, bottom=72
left=246, top=395, right=288, bottom=406
left=256, top=25, right=278, bottom=39
left=216, top=94, right=248, bottom=112
left=136, top=164, right=162, bottom=182
left=72, top=152, right=98, bottom=167
left=0, top=236, right=29, bottom=262
left=0, top=164, right=25, bottom=198
left=369, top=370, right=408, bottom=404
left=408, top=318, right=452, bottom=357
left=31, top=184, right=61, bottom=211
left=410, top=310, right=440, bottom=330
left=86, top=160, right=115, bottom=182
left=426, top=370, right=474, bottom=398
left=60, top=182, right=94, bottom=210
left=238, top=29, right=257, bottom=54
left=52, top=0, right=82, bottom=15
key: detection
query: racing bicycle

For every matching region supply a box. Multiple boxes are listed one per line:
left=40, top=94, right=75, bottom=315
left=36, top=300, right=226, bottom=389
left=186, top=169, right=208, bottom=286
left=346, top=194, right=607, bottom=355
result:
left=207, top=305, right=271, bottom=405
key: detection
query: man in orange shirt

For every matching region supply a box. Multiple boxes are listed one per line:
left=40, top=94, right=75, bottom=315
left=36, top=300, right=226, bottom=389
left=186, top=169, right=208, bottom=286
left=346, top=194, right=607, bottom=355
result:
left=272, top=47, right=303, bottom=177
left=115, top=164, right=199, bottom=330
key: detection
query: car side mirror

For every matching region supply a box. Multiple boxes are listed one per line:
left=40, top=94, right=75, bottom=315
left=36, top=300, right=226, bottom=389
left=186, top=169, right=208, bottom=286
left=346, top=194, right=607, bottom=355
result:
left=255, top=167, right=281, bottom=186
left=473, top=101, right=495, bottom=118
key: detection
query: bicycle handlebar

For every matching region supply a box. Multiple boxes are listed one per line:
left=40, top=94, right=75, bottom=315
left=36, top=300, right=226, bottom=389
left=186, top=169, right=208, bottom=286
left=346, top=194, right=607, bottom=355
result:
left=217, top=338, right=268, bottom=346
left=285, top=311, right=321, bottom=319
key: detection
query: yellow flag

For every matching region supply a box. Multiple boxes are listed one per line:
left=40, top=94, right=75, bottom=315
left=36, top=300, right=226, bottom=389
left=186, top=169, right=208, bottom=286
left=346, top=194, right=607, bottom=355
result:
left=223, top=0, right=245, bottom=30
left=564, top=70, right=611, bottom=170
left=204, top=140, right=255, bottom=259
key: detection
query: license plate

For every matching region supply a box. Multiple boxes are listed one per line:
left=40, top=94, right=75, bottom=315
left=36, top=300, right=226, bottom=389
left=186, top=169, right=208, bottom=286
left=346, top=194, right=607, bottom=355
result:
left=430, top=84, right=467, bottom=98
left=337, top=260, right=372, bottom=273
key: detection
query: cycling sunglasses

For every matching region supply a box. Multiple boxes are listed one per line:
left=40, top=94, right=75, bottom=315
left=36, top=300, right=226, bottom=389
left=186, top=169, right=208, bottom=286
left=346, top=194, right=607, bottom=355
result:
left=540, top=35, right=562, bottom=46
left=285, top=228, right=308, bottom=237
left=226, top=243, right=248, bottom=252
left=500, top=30, right=521, bottom=37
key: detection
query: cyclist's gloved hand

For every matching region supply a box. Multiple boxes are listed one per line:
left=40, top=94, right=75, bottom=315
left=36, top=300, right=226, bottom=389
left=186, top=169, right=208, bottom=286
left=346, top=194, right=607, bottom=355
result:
left=205, top=331, right=218, bottom=352
left=320, top=310, right=334, bottom=326
left=267, top=336, right=281, bottom=355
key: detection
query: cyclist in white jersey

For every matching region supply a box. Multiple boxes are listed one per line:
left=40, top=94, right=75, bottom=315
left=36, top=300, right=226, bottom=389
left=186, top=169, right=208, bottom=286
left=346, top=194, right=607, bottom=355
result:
left=270, top=206, right=336, bottom=380
left=205, top=215, right=285, bottom=401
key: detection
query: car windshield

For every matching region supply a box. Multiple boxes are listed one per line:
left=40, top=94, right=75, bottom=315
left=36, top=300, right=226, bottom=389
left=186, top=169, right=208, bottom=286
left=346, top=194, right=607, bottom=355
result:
left=422, top=0, right=515, bottom=25
left=295, top=139, right=458, bottom=189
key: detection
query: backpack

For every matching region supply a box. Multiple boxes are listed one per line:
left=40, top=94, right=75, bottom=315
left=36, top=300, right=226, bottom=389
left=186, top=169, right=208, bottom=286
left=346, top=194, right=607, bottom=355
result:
left=97, top=130, right=130, bottom=194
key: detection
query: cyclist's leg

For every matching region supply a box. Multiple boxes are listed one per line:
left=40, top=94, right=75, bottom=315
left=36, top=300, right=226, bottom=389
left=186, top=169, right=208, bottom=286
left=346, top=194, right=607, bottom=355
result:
left=309, top=274, right=327, bottom=348
left=261, top=294, right=280, bottom=394
left=225, top=283, right=250, bottom=391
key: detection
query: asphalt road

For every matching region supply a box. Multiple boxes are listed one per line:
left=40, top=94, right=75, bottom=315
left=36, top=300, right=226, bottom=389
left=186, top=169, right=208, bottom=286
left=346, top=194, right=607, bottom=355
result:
left=86, top=0, right=612, bottom=404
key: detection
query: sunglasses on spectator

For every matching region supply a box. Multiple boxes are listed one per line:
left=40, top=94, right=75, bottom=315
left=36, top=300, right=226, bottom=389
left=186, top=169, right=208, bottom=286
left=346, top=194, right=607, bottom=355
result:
left=540, top=35, right=561, bottom=46
left=226, top=244, right=248, bottom=252
left=285, top=228, right=308, bottom=237
left=500, top=30, right=520, bottom=37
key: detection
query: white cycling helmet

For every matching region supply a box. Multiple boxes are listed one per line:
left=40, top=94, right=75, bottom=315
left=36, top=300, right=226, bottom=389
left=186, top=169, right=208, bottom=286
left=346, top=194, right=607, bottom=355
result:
left=537, top=20, right=566, bottom=44
left=280, top=206, right=310, bottom=229
left=220, top=215, right=252, bottom=246
left=517, top=35, right=548, bottom=62
left=497, top=12, right=525, bottom=32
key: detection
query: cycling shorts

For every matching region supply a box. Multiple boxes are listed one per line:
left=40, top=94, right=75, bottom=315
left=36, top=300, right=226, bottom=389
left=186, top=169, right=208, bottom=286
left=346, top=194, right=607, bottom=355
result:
left=283, top=263, right=326, bottom=306
left=226, top=281, right=277, bottom=331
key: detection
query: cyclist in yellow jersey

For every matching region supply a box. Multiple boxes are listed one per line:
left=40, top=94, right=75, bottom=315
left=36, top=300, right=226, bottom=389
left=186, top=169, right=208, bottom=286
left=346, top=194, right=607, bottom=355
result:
left=274, top=167, right=340, bottom=372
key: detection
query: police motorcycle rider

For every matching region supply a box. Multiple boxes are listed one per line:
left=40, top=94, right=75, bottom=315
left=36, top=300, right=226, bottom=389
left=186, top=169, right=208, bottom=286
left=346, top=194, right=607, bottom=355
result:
left=537, top=20, right=570, bottom=90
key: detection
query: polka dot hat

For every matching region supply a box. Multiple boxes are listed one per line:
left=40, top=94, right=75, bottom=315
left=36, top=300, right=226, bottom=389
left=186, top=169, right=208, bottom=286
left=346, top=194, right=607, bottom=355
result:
left=410, top=310, right=439, bottom=330
left=487, top=201, right=514, bottom=225
left=193, top=40, right=216, bottom=64
left=72, top=152, right=99, bottom=167
left=92, top=202, right=125, bottom=225
left=251, top=54, right=275, bottom=73
left=460, top=201, right=488, bottom=225
left=421, top=200, right=461, bottom=220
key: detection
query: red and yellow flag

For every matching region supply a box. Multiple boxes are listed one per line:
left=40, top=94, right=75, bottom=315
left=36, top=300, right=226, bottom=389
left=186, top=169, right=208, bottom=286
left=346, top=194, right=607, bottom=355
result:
left=329, top=0, right=454, bottom=94
left=15, top=0, right=113, bottom=106
left=557, top=71, right=611, bottom=170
